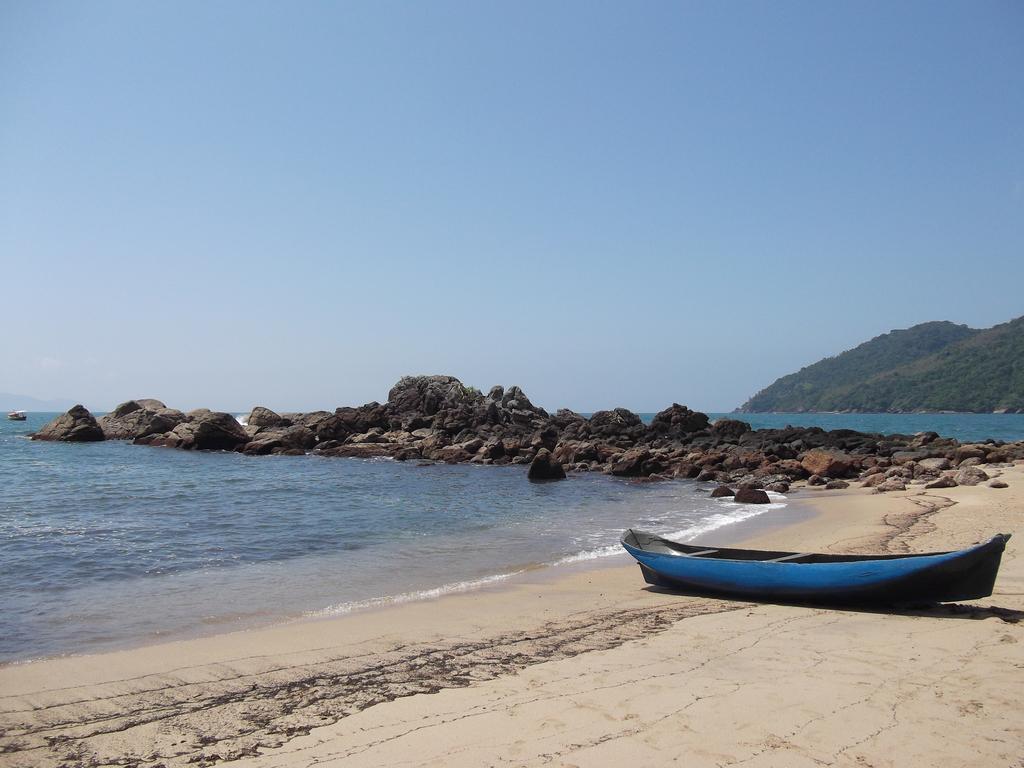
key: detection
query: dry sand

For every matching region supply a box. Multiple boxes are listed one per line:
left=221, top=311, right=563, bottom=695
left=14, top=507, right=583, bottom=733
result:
left=2, top=465, right=1022, bottom=768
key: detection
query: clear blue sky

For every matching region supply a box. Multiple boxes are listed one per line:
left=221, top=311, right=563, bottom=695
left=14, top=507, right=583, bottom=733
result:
left=1, top=1, right=1022, bottom=413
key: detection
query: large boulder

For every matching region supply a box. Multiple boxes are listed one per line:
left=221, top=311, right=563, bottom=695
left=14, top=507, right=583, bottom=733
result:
left=954, top=466, right=989, bottom=486
left=917, top=457, right=952, bottom=472
left=247, top=406, right=288, bottom=429
left=99, top=400, right=185, bottom=440
left=527, top=448, right=566, bottom=481
left=32, top=405, right=104, bottom=442
left=800, top=449, right=855, bottom=478
left=954, top=445, right=987, bottom=464
left=385, top=375, right=548, bottom=435
left=588, top=408, right=644, bottom=439
left=388, top=375, right=483, bottom=418
left=146, top=410, right=249, bottom=451
left=646, top=404, right=710, bottom=440
left=609, top=447, right=651, bottom=477
left=709, top=418, right=751, bottom=442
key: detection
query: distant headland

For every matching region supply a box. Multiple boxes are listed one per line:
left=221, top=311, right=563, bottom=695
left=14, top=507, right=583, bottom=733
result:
left=29, top=374, right=1024, bottom=497
left=738, top=315, right=1024, bottom=414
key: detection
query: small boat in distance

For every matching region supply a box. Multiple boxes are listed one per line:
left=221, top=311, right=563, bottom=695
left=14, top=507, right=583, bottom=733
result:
left=7, top=410, right=27, bottom=421
left=621, top=529, right=1010, bottom=605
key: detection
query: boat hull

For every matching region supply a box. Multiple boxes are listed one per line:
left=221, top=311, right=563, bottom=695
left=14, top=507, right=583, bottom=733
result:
left=621, top=531, right=1009, bottom=605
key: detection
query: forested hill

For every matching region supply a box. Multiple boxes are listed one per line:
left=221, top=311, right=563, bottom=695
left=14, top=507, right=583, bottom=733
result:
left=737, top=317, right=1024, bottom=413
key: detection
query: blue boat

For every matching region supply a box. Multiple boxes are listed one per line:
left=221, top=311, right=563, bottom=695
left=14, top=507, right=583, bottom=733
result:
left=620, top=529, right=1011, bottom=604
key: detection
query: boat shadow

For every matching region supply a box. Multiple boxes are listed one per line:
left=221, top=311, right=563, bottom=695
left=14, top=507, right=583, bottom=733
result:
left=642, top=585, right=1024, bottom=623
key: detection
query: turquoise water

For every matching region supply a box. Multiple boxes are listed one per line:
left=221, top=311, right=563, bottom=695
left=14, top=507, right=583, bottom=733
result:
left=703, top=412, right=1024, bottom=443
left=3, top=409, right=1019, bottom=664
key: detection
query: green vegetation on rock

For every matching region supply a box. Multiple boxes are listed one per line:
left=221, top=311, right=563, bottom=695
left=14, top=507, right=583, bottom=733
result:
left=738, top=316, right=1024, bottom=413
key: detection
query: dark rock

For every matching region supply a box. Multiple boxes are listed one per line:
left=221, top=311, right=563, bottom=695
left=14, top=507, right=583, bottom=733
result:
left=891, top=450, right=931, bottom=464
left=589, top=408, right=644, bottom=438
left=647, top=404, right=711, bottom=439
left=388, top=375, right=480, bottom=417
left=925, top=475, right=958, bottom=489
left=551, top=408, right=586, bottom=428
left=107, top=400, right=144, bottom=419
left=734, top=487, right=771, bottom=504
left=243, top=438, right=281, bottom=456
left=765, top=459, right=809, bottom=480
left=710, top=484, right=735, bottom=498
left=159, top=410, right=249, bottom=451
left=989, top=480, right=1008, bottom=489
left=609, top=447, right=651, bottom=477
left=32, top=405, right=104, bottom=442
left=824, top=479, right=850, bottom=490
left=709, top=419, right=751, bottom=441
left=806, top=474, right=826, bottom=486
left=247, top=406, right=288, bottom=429
left=765, top=481, right=790, bottom=493
left=527, top=448, right=566, bottom=481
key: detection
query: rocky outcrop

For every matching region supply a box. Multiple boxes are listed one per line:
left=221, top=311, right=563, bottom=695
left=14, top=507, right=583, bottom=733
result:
left=52, top=375, right=1024, bottom=485
left=32, top=405, right=105, bottom=442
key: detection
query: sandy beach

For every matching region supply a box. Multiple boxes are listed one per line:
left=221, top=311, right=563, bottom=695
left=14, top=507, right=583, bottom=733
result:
left=2, top=465, right=1022, bottom=768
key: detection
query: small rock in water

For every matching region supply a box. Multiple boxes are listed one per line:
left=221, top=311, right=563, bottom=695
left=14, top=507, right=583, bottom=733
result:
left=824, top=479, right=850, bottom=490
left=527, top=448, right=566, bottom=481
left=710, top=485, right=735, bottom=498
left=734, top=487, right=770, bottom=504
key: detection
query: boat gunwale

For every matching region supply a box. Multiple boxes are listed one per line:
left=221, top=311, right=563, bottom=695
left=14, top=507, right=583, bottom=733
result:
left=621, top=528, right=1009, bottom=565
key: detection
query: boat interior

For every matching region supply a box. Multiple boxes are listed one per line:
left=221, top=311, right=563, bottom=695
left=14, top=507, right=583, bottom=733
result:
left=622, top=529, right=956, bottom=564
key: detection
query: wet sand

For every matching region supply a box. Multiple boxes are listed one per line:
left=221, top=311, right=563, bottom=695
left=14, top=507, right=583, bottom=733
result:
left=1, top=464, right=1022, bottom=768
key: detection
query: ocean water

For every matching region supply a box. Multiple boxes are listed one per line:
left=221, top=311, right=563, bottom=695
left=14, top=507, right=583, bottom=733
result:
left=703, top=412, right=1024, bottom=443
left=3, top=409, right=1020, bottom=664
left=0, top=413, right=782, bottom=664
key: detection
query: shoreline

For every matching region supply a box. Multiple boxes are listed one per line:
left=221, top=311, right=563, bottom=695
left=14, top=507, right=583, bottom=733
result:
left=0, top=478, right=801, bottom=669
left=2, top=464, right=1021, bottom=766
